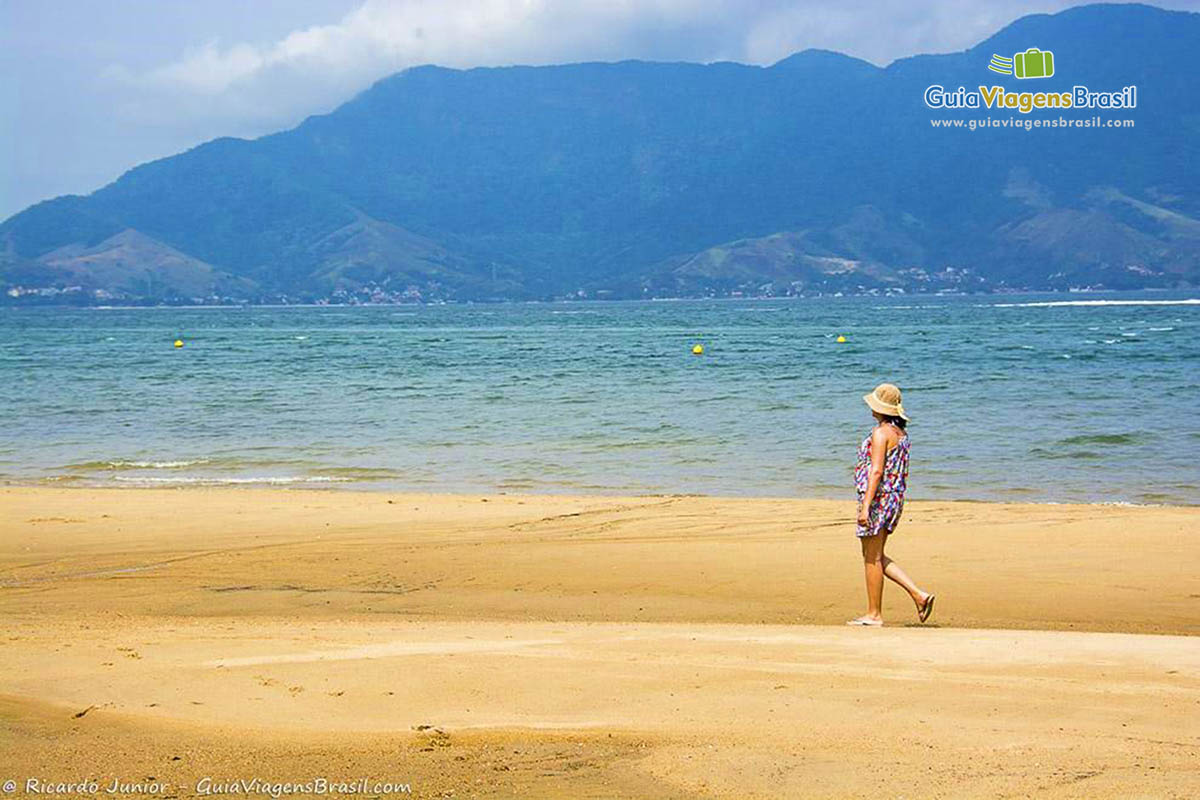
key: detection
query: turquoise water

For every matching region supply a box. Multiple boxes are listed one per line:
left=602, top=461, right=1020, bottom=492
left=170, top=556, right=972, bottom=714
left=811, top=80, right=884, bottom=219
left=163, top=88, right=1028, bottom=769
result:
left=1, top=293, right=1197, bottom=504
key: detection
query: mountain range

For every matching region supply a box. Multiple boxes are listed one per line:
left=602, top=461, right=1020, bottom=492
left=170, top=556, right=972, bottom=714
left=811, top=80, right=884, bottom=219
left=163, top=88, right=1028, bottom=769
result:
left=3, top=2, right=1198, bottom=304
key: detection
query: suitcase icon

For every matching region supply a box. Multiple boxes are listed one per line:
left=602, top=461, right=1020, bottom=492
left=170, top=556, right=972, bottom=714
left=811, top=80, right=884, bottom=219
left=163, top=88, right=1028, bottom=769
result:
left=1013, top=48, right=1054, bottom=79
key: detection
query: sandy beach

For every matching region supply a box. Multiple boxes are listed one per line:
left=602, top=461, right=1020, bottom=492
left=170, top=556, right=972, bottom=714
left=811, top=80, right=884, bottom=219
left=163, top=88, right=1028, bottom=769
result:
left=1, top=487, right=1198, bottom=798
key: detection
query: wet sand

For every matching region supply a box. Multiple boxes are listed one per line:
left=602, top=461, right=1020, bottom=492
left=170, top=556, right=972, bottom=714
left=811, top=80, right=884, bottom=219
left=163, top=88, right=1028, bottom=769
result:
left=1, top=487, right=1197, bottom=797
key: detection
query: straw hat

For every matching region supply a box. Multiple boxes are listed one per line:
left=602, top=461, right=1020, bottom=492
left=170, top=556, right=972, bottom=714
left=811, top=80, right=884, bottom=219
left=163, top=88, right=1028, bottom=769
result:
left=863, top=383, right=909, bottom=421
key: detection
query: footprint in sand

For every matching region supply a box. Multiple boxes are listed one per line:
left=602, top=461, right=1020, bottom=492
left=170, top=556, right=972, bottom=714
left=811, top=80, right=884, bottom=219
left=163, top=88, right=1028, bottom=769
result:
left=288, top=686, right=304, bottom=694
left=116, top=647, right=142, bottom=659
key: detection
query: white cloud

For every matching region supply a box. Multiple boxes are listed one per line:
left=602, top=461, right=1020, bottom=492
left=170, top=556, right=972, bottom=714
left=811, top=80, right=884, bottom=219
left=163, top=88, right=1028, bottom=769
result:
left=127, top=0, right=1125, bottom=102
left=116, top=0, right=1164, bottom=131
left=132, top=0, right=716, bottom=96
left=104, top=0, right=763, bottom=134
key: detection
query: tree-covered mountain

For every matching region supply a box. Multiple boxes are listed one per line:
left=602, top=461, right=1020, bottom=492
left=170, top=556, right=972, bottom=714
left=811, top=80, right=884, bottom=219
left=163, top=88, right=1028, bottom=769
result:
left=3, top=2, right=1198, bottom=303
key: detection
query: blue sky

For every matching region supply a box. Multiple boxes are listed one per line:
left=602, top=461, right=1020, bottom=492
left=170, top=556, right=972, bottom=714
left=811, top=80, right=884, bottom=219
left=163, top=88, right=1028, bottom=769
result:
left=3, top=0, right=1198, bottom=219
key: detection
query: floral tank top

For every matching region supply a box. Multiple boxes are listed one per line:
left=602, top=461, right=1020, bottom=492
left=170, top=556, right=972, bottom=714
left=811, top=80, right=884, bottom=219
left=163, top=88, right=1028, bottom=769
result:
left=854, top=426, right=910, bottom=497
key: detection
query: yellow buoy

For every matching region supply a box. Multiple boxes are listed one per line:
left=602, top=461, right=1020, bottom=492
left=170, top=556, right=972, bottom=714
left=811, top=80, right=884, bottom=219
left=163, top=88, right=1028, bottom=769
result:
left=836, top=335, right=847, bottom=343
left=174, top=339, right=184, bottom=348
left=692, top=343, right=704, bottom=355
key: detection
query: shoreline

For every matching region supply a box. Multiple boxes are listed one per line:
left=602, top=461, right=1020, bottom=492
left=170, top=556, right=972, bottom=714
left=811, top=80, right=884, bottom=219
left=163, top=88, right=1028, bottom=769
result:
left=3, top=480, right=1193, bottom=508
left=4, top=287, right=1198, bottom=310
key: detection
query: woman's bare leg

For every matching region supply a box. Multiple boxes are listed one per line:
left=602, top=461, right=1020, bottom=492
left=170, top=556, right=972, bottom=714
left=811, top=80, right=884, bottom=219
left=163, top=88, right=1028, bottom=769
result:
left=858, top=533, right=886, bottom=621
left=880, top=532, right=931, bottom=613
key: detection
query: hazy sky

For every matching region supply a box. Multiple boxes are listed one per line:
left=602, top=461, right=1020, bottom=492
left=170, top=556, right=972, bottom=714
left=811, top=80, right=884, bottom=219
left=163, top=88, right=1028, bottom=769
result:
left=3, top=0, right=1198, bottom=219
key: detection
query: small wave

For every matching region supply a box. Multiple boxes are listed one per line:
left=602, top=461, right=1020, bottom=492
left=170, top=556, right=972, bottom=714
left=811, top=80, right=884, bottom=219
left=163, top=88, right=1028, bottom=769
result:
left=990, top=299, right=1200, bottom=308
left=590, top=436, right=717, bottom=451
left=112, top=475, right=354, bottom=485
left=1057, top=433, right=1144, bottom=446
left=870, top=305, right=939, bottom=310
left=1028, top=447, right=1104, bottom=460
left=694, top=394, right=741, bottom=404
left=316, top=467, right=404, bottom=479
left=1148, top=326, right=1174, bottom=332
left=67, top=459, right=211, bottom=471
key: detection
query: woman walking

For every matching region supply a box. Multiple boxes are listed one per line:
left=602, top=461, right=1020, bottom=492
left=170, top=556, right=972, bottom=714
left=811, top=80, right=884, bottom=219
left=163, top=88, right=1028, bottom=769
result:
left=848, top=383, right=934, bottom=626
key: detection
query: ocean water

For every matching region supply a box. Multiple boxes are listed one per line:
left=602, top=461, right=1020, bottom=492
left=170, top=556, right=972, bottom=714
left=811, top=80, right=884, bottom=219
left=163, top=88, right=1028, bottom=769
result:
left=1, top=293, right=1197, bottom=504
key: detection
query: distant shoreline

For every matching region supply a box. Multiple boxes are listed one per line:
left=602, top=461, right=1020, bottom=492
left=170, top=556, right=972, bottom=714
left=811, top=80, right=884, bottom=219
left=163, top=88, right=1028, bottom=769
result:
left=3, top=286, right=1198, bottom=310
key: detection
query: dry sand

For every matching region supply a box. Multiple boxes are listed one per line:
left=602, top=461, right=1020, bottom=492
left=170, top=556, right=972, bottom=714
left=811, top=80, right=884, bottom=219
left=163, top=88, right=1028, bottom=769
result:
left=1, top=487, right=1197, bottom=798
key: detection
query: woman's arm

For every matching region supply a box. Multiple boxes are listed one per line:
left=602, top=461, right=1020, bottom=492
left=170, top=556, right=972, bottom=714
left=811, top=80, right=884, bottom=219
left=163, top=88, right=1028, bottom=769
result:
left=857, top=427, right=888, bottom=527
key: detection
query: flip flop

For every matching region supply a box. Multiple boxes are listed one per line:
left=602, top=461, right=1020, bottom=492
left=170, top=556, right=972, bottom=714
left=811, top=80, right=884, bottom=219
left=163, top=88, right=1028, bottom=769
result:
left=919, top=594, right=936, bottom=623
left=846, top=617, right=883, bottom=627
